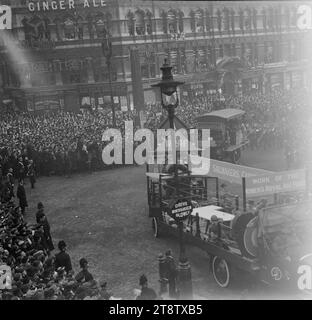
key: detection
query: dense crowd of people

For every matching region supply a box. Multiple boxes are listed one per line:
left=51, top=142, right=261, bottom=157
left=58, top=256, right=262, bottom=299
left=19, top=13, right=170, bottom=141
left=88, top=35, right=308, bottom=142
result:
left=1, top=87, right=311, bottom=180
left=0, top=86, right=311, bottom=299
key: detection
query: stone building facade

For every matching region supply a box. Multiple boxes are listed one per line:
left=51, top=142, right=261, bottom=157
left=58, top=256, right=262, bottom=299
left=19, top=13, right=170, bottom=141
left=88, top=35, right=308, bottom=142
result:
left=0, top=0, right=311, bottom=112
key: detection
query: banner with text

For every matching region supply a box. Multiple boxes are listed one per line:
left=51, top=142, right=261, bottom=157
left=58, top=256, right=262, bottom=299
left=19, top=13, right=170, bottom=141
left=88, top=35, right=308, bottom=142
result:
left=190, top=156, right=273, bottom=184
left=245, top=169, right=306, bottom=197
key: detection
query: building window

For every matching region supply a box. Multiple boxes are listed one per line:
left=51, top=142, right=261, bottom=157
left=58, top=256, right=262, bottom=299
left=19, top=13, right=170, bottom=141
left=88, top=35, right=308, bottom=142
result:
left=126, top=11, right=135, bottom=36
left=77, top=18, right=84, bottom=40
left=64, top=17, right=76, bottom=40
left=217, top=45, right=224, bottom=60
left=205, top=9, right=212, bottom=33
left=231, top=43, right=236, bottom=56
left=190, top=10, right=196, bottom=33
left=167, top=9, right=177, bottom=34
left=195, top=9, right=204, bottom=32
left=197, top=48, right=207, bottom=71
left=70, top=72, right=81, bottom=83
left=177, top=10, right=184, bottom=33
left=145, top=10, right=153, bottom=35
left=95, top=17, right=107, bottom=39
left=223, top=7, right=230, bottom=32
left=135, top=9, right=145, bottom=35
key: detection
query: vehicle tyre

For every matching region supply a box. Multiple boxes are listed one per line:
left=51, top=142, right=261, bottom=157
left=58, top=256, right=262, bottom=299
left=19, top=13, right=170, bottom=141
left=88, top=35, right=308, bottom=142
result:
left=232, top=213, right=257, bottom=258
left=212, top=256, right=231, bottom=288
left=152, top=217, right=159, bottom=238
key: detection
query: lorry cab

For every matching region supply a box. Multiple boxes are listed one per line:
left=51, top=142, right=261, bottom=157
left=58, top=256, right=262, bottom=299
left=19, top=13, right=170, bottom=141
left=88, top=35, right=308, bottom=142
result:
left=195, top=108, right=249, bottom=163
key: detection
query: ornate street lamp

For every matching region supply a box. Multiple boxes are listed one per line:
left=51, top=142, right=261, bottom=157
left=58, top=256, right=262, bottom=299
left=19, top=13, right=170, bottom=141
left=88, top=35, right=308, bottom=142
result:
left=101, top=33, right=116, bottom=128
left=152, top=60, right=193, bottom=299
left=152, top=59, right=184, bottom=130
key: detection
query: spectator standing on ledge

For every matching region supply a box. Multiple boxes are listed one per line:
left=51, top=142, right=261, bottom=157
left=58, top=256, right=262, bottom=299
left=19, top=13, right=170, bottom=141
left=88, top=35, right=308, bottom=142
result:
left=16, top=180, right=28, bottom=215
left=55, top=240, right=73, bottom=274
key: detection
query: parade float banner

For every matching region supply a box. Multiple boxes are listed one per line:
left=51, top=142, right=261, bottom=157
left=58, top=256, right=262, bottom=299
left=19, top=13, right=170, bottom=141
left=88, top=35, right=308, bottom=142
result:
left=190, top=156, right=273, bottom=184
left=245, top=169, right=306, bottom=197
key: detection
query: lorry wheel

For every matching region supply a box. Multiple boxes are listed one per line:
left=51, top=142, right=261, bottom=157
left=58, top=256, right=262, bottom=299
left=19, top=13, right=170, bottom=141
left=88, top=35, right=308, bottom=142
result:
left=232, top=213, right=257, bottom=258
left=212, top=256, right=231, bottom=288
left=152, top=217, right=159, bottom=238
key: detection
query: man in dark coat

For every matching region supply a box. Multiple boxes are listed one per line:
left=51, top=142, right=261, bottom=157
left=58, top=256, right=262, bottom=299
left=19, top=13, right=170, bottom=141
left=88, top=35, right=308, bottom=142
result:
left=55, top=240, right=72, bottom=274
left=36, top=202, right=45, bottom=224
left=17, top=158, right=25, bottom=182
left=7, top=168, right=14, bottom=198
left=27, top=159, right=36, bottom=189
left=38, top=213, right=54, bottom=253
left=16, top=180, right=28, bottom=215
left=136, top=274, right=157, bottom=300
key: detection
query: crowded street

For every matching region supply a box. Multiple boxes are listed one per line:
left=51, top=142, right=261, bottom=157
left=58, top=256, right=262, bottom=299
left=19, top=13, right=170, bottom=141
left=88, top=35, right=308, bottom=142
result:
left=0, top=0, right=312, bottom=302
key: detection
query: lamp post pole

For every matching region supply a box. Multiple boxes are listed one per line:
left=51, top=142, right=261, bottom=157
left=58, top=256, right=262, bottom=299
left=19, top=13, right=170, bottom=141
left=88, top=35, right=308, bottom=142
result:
left=152, top=60, right=193, bottom=299
left=102, top=34, right=116, bottom=128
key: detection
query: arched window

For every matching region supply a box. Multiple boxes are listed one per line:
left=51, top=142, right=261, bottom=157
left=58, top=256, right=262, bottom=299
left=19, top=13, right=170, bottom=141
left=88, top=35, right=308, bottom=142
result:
left=77, top=17, right=84, bottom=40
left=177, top=10, right=184, bottom=33
left=135, top=9, right=145, bottom=35
left=189, top=10, right=195, bottom=33
left=205, top=9, right=212, bottom=33
left=126, top=11, right=135, bottom=36
left=145, top=10, right=153, bottom=35
left=167, top=9, right=177, bottom=34
left=195, top=8, right=204, bottom=32
left=223, top=7, right=230, bottom=31
left=23, top=16, right=51, bottom=42
left=160, top=10, right=168, bottom=34
left=95, top=15, right=107, bottom=39
left=64, top=17, right=76, bottom=40
left=284, top=6, right=290, bottom=28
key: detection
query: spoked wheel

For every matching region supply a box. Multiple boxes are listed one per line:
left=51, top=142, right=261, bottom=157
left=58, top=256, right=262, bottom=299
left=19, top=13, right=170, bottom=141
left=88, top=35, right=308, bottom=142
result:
left=152, top=217, right=159, bottom=238
left=212, top=256, right=231, bottom=288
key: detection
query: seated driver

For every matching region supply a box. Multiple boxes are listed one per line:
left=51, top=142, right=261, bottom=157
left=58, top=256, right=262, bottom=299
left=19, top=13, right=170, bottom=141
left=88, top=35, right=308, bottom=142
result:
left=207, top=215, right=222, bottom=240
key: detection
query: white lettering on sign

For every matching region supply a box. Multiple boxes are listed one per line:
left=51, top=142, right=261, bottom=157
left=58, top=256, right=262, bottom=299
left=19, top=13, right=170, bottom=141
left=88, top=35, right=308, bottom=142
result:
left=27, top=0, right=106, bottom=12
left=172, top=206, right=192, bottom=214
left=190, top=156, right=273, bottom=184
left=246, top=169, right=306, bottom=197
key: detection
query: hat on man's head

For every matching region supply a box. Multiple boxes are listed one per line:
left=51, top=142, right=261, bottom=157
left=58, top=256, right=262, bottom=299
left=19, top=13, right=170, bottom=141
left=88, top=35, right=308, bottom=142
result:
left=139, top=274, right=148, bottom=286
left=58, top=240, right=66, bottom=251
left=79, top=258, right=88, bottom=268
left=37, top=202, right=44, bottom=210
